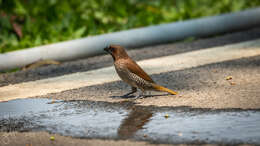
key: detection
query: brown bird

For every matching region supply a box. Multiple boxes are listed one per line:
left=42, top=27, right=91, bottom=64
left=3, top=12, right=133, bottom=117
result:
left=104, top=45, right=177, bottom=98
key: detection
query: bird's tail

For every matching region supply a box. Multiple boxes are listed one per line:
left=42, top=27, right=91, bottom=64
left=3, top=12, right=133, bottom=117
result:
left=151, top=83, right=178, bottom=95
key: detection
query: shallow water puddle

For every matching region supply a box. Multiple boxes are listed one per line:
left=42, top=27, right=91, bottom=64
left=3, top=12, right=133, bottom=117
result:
left=0, top=98, right=260, bottom=144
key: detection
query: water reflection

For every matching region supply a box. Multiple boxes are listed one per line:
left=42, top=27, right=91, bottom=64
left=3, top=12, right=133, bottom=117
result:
left=118, top=106, right=153, bottom=139
left=0, top=98, right=260, bottom=145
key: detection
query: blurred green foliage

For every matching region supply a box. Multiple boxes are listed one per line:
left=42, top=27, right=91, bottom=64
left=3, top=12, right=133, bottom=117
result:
left=1, top=0, right=260, bottom=53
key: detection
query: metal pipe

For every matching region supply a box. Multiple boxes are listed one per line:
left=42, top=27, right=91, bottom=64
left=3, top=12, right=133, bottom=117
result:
left=1, top=8, right=260, bottom=71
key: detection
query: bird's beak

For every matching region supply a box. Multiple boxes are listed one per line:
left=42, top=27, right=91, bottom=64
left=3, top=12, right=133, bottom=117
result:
left=104, top=47, right=111, bottom=54
left=104, top=47, right=108, bottom=52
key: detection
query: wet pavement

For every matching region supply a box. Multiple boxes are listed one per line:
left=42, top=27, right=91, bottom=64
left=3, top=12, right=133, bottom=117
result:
left=0, top=98, right=260, bottom=145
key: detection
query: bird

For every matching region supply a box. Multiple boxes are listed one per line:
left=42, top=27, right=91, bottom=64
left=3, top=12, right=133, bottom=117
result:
left=104, top=45, right=178, bottom=98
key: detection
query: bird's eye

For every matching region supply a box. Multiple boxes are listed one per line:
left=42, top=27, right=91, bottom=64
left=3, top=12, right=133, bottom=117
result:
left=110, top=47, right=115, bottom=52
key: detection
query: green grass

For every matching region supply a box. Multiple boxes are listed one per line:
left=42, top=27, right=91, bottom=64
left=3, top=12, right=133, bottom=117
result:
left=1, top=0, right=260, bottom=53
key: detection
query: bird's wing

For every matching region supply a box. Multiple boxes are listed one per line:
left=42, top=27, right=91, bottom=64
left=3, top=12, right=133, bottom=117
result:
left=126, top=59, right=155, bottom=83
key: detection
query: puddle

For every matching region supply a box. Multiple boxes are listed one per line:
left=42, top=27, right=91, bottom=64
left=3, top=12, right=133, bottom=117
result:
left=0, top=98, right=260, bottom=144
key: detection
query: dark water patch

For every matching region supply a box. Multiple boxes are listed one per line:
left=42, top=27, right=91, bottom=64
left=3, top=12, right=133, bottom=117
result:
left=0, top=98, right=260, bottom=145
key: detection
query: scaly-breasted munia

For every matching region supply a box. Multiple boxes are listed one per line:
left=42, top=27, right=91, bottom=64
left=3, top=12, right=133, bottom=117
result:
left=104, top=45, right=177, bottom=98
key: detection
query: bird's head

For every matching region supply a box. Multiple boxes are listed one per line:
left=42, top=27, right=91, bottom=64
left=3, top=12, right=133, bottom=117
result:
left=104, top=45, right=129, bottom=61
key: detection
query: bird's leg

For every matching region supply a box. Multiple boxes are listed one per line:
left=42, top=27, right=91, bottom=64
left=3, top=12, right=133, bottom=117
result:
left=147, top=91, right=151, bottom=96
left=122, top=87, right=137, bottom=98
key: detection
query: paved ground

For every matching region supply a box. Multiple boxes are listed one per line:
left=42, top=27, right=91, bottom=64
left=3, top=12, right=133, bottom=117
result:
left=0, top=27, right=260, bottom=145
left=1, top=39, right=259, bottom=103
left=1, top=27, right=260, bottom=109
left=0, top=132, right=174, bottom=146
left=35, top=55, right=260, bottom=109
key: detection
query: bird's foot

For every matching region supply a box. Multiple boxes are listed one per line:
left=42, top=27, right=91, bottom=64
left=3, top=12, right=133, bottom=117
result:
left=133, top=92, right=145, bottom=99
left=134, top=95, right=145, bottom=99
left=121, top=92, right=135, bottom=98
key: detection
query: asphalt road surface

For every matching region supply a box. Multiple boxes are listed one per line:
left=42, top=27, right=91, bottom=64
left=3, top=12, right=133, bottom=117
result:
left=0, top=27, right=260, bottom=146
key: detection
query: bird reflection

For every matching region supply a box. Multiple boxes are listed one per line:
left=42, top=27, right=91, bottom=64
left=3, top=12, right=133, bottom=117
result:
left=117, top=106, right=153, bottom=139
